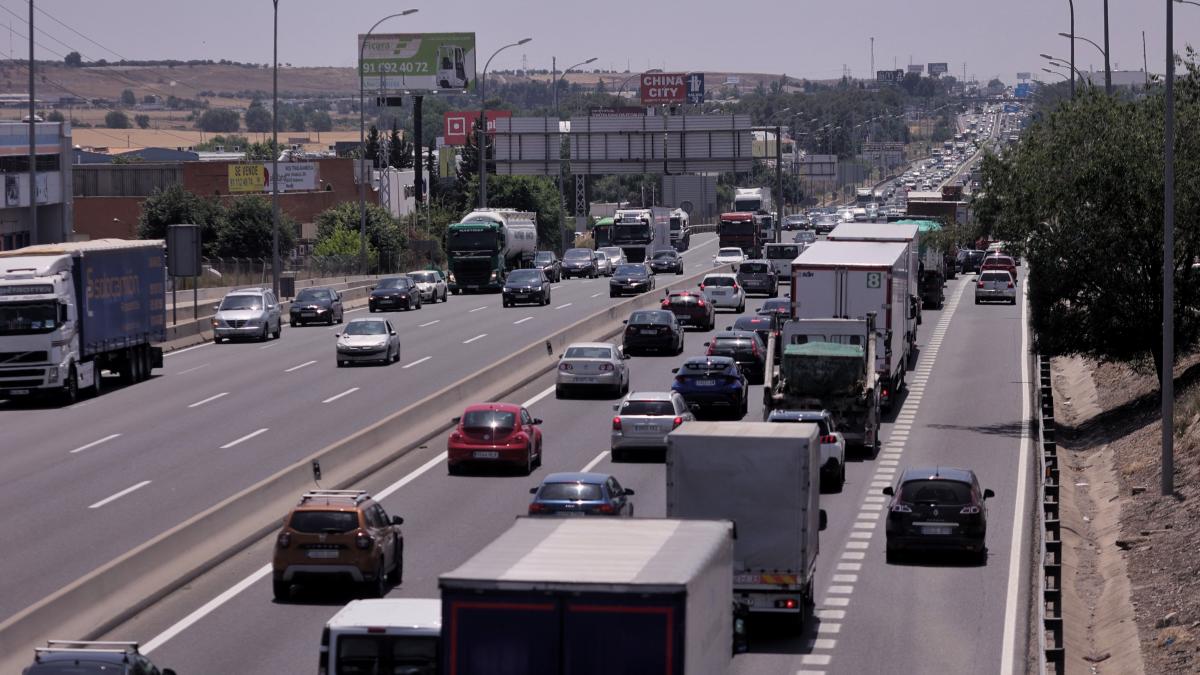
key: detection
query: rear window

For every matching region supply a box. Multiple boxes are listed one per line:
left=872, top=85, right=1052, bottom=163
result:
left=615, top=264, right=648, bottom=277
left=652, top=250, right=678, bottom=260
left=765, top=245, right=799, bottom=259
left=712, top=337, right=752, bottom=352
left=295, top=288, right=332, bottom=302
left=899, top=480, right=973, bottom=505
left=289, top=510, right=360, bottom=533
left=462, top=410, right=516, bottom=430
left=981, top=272, right=1010, bottom=282
left=565, top=346, right=613, bottom=359
left=538, top=482, right=603, bottom=501
left=703, top=276, right=736, bottom=287
left=620, top=400, right=675, bottom=415
left=564, top=249, right=592, bottom=259
left=739, top=263, right=769, bottom=274
left=668, top=294, right=699, bottom=305
left=733, top=318, right=769, bottom=332
left=629, top=311, right=672, bottom=325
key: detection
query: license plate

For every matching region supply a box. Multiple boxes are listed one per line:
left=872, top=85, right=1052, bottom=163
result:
left=574, top=376, right=597, bottom=383
left=921, top=525, right=953, bottom=536
left=711, top=289, right=728, bottom=295
left=514, top=294, right=528, bottom=299
left=473, top=451, right=500, bottom=459
left=640, top=329, right=657, bottom=335
left=8, top=389, right=29, bottom=395
left=634, top=424, right=657, bottom=432
left=696, top=379, right=717, bottom=386
left=559, top=510, right=586, bottom=516
left=301, top=311, right=315, bottom=317
left=306, top=550, right=339, bottom=559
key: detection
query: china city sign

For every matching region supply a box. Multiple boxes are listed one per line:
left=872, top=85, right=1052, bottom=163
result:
left=358, top=32, right=477, bottom=94
left=640, top=72, right=687, bottom=105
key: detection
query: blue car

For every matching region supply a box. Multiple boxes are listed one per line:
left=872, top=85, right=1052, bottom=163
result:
left=528, top=472, right=635, bottom=516
left=671, top=355, right=747, bottom=420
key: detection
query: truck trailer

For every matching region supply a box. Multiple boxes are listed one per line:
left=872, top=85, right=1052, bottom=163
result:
left=439, top=517, right=734, bottom=675
left=667, top=422, right=824, bottom=632
left=0, top=239, right=166, bottom=403
left=827, top=221, right=925, bottom=320
left=446, top=209, right=538, bottom=293
left=611, top=207, right=672, bottom=262
left=717, top=212, right=763, bottom=258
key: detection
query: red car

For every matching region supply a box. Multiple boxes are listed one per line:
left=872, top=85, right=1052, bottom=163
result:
left=448, top=403, right=544, bottom=475
left=980, top=254, right=1017, bottom=283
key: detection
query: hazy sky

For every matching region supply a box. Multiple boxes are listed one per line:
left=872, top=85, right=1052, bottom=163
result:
left=2, top=1, right=1198, bottom=84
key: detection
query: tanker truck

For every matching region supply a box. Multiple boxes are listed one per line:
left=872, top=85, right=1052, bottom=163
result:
left=446, top=209, right=538, bottom=294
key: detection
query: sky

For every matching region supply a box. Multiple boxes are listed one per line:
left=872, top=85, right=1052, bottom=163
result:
left=1, top=0, right=1198, bottom=85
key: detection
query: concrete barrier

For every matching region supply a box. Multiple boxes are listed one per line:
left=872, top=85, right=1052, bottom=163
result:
left=0, top=268, right=712, bottom=672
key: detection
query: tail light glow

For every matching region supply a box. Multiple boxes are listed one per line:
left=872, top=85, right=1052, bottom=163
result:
left=1007, top=282, right=1014, bottom=289
left=528, top=502, right=548, bottom=514
left=612, top=417, right=622, bottom=430
left=977, top=281, right=985, bottom=288
left=597, top=503, right=616, bottom=514
left=820, top=434, right=837, bottom=443
left=673, top=416, right=684, bottom=428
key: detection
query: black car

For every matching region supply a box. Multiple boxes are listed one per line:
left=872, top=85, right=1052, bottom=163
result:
left=289, top=286, right=343, bottom=326
left=884, top=466, right=995, bottom=564
left=502, top=269, right=552, bottom=307
left=959, top=249, right=988, bottom=274
left=648, top=249, right=684, bottom=275
left=662, top=291, right=715, bottom=331
left=704, top=330, right=767, bottom=384
left=735, top=260, right=778, bottom=297
left=532, top=250, right=562, bottom=282
left=782, top=215, right=809, bottom=231
left=561, top=248, right=598, bottom=279
left=728, top=315, right=779, bottom=362
left=623, top=309, right=684, bottom=355
left=757, top=298, right=791, bottom=317
left=369, top=276, right=421, bottom=312
left=610, top=263, right=655, bottom=297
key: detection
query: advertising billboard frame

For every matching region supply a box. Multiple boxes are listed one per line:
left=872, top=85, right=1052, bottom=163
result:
left=357, top=32, right=477, bottom=94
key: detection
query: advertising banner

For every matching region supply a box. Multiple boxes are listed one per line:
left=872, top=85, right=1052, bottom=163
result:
left=1016, top=71, right=1031, bottom=81
left=907, top=64, right=924, bottom=74
left=588, top=107, right=646, bottom=117
left=443, top=110, right=512, bottom=146
left=228, top=162, right=319, bottom=193
left=640, top=72, right=687, bottom=104
left=686, top=72, right=705, bottom=104
left=358, top=32, right=477, bottom=93
left=228, top=163, right=266, bottom=193
left=928, top=62, right=949, bottom=76
left=876, top=69, right=904, bottom=83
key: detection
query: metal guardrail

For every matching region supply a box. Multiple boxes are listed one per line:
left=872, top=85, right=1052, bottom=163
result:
left=1036, top=354, right=1065, bottom=673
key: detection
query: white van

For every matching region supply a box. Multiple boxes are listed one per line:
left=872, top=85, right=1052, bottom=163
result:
left=319, top=599, right=440, bottom=675
left=763, top=242, right=801, bottom=281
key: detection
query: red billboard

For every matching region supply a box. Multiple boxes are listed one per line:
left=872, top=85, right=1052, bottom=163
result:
left=443, top=110, right=512, bottom=146
left=639, top=72, right=687, bottom=105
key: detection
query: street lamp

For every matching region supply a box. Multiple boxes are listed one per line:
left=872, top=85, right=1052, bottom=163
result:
left=1062, top=0, right=1075, bottom=98
left=1040, top=54, right=1087, bottom=83
left=1057, top=32, right=1110, bottom=94
left=270, top=1, right=281, bottom=297
left=553, top=56, right=597, bottom=245
left=616, top=68, right=660, bottom=101
left=478, top=37, right=532, bottom=209
left=357, top=9, right=418, bottom=275
left=1041, top=67, right=1070, bottom=81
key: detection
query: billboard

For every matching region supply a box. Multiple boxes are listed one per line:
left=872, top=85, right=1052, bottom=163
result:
left=357, top=32, right=477, bottom=94
left=228, top=162, right=319, bottom=193
left=443, top=110, right=512, bottom=146
left=876, top=69, right=905, bottom=84
left=588, top=107, right=646, bottom=117
left=640, top=72, right=687, bottom=104
left=686, top=72, right=705, bottom=104
left=928, top=62, right=949, bottom=76
left=1016, top=71, right=1031, bottom=81
left=907, top=64, right=924, bottom=74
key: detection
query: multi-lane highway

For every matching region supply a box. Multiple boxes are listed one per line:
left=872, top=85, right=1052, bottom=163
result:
left=0, top=234, right=720, bottom=618
left=94, top=263, right=1032, bottom=674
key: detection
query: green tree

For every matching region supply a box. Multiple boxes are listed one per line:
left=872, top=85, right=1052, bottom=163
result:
left=64, top=51, right=82, bottom=67
left=194, top=134, right=251, bottom=151
left=364, top=124, right=382, bottom=168
left=312, top=226, right=378, bottom=271
left=197, top=108, right=240, bottom=132
left=104, top=110, right=131, bottom=129
left=120, top=89, right=136, bottom=106
left=309, top=110, right=333, bottom=132
left=244, top=100, right=272, bottom=133
left=137, top=184, right=224, bottom=257
left=244, top=139, right=279, bottom=160
left=388, top=120, right=413, bottom=169
left=470, top=175, right=564, bottom=250
left=46, top=110, right=64, bottom=122
left=284, top=106, right=306, bottom=132
left=214, top=196, right=296, bottom=259
left=134, top=114, right=151, bottom=129
left=314, top=201, right=405, bottom=272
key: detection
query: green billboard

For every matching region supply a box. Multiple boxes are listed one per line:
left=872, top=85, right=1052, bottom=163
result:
left=357, top=32, right=477, bottom=94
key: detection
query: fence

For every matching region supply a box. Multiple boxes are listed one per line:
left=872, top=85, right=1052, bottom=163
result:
left=173, top=246, right=443, bottom=291
left=1036, top=354, right=1066, bottom=673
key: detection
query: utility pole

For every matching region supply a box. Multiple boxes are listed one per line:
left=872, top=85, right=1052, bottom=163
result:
left=270, top=0, right=280, bottom=298
left=775, top=124, right=782, bottom=244
left=1162, top=0, right=1176, bottom=495
left=27, top=0, right=36, bottom=243
left=1103, top=0, right=1112, bottom=94
left=870, top=37, right=874, bottom=81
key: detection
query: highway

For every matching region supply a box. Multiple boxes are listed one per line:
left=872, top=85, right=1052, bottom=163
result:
left=0, top=234, right=720, bottom=619
left=98, top=267, right=1033, bottom=674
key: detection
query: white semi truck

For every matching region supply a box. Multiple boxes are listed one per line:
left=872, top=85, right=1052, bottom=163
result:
left=612, top=207, right=672, bottom=262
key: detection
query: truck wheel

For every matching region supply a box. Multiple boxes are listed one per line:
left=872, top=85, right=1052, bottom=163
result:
left=272, top=580, right=290, bottom=602
left=60, top=365, right=79, bottom=405
left=90, top=366, right=103, bottom=397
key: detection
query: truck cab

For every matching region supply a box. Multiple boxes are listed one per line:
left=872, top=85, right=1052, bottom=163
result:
left=717, top=212, right=761, bottom=258
left=319, top=599, right=440, bottom=675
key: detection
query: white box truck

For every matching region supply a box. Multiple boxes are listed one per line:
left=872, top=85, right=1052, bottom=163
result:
left=827, top=221, right=923, bottom=326
left=666, top=422, right=824, bottom=633
left=790, top=240, right=913, bottom=410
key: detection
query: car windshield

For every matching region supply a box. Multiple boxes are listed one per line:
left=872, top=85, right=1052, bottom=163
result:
left=376, top=277, right=410, bottom=290
left=739, top=262, right=769, bottom=274
left=507, top=270, right=542, bottom=284
left=565, top=346, right=614, bottom=359
left=652, top=251, right=678, bottom=260
left=899, top=479, right=973, bottom=505
left=462, top=410, right=516, bottom=430
left=718, top=248, right=743, bottom=257
left=564, top=249, right=592, bottom=260
left=533, top=253, right=554, bottom=264
left=219, top=295, right=262, bottom=311
left=295, top=289, right=332, bottom=302
left=615, top=264, right=648, bottom=277
left=668, top=294, right=698, bottom=305
left=629, top=311, right=672, bottom=325
left=344, top=321, right=387, bottom=336
left=289, top=510, right=359, bottom=533
left=408, top=272, right=437, bottom=283
left=620, top=400, right=675, bottom=415
left=0, top=301, right=58, bottom=335
left=760, top=300, right=789, bottom=313
left=538, top=482, right=603, bottom=501
left=704, top=276, right=736, bottom=287
left=766, top=245, right=800, bottom=259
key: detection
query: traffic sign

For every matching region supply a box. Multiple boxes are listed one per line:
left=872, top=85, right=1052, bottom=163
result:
left=686, top=72, right=705, bottom=104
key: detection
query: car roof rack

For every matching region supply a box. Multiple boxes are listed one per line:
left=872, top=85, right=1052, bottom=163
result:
left=300, top=489, right=370, bottom=505
left=36, top=640, right=140, bottom=662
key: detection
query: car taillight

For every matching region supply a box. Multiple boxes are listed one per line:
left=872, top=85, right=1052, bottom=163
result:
left=599, top=363, right=615, bottom=372
left=673, top=416, right=684, bottom=428
left=699, top=284, right=705, bottom=291
left=977, top=281, right=985, bottom=288
left=559, top=362, right=573, bottom=371
left=697, top=299, right=705, bottom=307
left=597, top=503, right=615, bottom=514
left=675, top=376, right=687, bottom=385
left=355, top=532, right=373, bottom=550
left=751, top=340, right=760, bottom=357
left=528, top=502, right=547, bottom=514
left=821, top=434, right=837, bottom=443
left=890, top=503, right=912, bottom=513
left=612, top=417, right=622, bottom=430
left=1007, top=282, right=1014, bottom=289
left=661, top=300, right=670, bottom=307
left=774, top=598, right=798, bottom=609
left=706, top=344, right=716, bottom=355
left=960, top=504, right=982, bottom=515
left=732, top=283, right=739, bottom=291
left=276, top=532, right=290, bottom=548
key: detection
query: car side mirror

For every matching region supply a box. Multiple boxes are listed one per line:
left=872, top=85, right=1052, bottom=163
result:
left=819, top=509, right=828, bottom=531
left=529, top=487, right=539, bottom=494
left=622, top=320, right=628, bottom=324
left=671, top=367, right=679, bottom=374
left=390, top=331, right=397, bottom=336
left=983, top=488, right=995, bottom=499
left=703, top=341, right=710, bottom=347
left=451, top=416, right=461, bottom=424
left=333, top=333, right=341, bottom=338
left=624, top=488, right=636, bottom=496
left=531, top=418, right=543, bottom=425
left=391, top=515, right=404, bottom=525
left=369, top=286, right=376, bottom=291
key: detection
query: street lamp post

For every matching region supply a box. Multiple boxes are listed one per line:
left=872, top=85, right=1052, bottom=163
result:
left=554, top=56, right=597, bottom=247
left=1165, top=0, right=1183, bottom=495
left=357, top=9, right=418, bottom=275
left=1057, top=33, right=1109, bottom=94
left=1103, top=0, right=1111, bottom=94
left=270, top=0, right=280, bottom=298
left=1067, top=0, right=1075, bottom=98
left=615, top=68, right=660, bottom=101
left=479, top=38, right=532, bottom=209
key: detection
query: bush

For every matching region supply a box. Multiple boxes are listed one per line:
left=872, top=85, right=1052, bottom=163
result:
left=197, top=108, right=240, bottom=133
left=104, top=110, right=131, bottom=129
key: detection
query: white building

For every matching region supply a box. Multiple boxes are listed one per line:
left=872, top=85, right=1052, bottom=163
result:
left=0, top=122, right=73, bottom=249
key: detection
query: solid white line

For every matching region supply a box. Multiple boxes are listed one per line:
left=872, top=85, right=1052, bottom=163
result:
left=176, top=364, right=209, bottom=375
left=462, top=333, right=487, bottom=344
left=555, top=302, right=573, bottom=309
left=402, top=356, right=431, bottom=369
left=469, top=306, right=487, bottom=313
left=345, top=307, right=366, bottom=313
left=580, top=450, right=609, bottom=473
left=513, top=316, right=533, bottom=325
left=419, top=320, right=440, bottom=327
left=142, top=564, right=272, bottom=654
left=322, top=387, right=359, bottom=403
left=590, top=292, right=603, bottom=298
left=88, top=480, right=151, bottom=509
left=163, top=343, right=212, bottom=358
left=375, top=451, right=450, bottom=501
left=70, top=433, right=121, bottom=455
left=522, top=384, right=557, bottom=408
left=188, top=392, right=228, bottom=409
left=219, top=428, right=269, bottom=449
left=284, top=360, right=317, bottom=373
left=1000, top=276, right=1033, bottom=675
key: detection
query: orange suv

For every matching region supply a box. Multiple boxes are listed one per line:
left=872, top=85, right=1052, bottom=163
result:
left=272, top=490, right=404, bottom=601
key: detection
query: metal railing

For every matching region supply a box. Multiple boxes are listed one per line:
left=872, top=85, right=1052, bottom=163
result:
left=173, top=249, right=442, bottom=292
left=1036, top=354, right=1066, bottom=673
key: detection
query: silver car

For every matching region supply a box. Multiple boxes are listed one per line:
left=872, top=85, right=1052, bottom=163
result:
left=212, top=287, right=282, bottom=342
left=975, top=270, right=1017, bottom=305
left=594, top=251, right=614, bottom=277
left=699, top=273, right=746, bottom=313
left=599, top=246, right=627, bottom=268
left=406, top=270, right=448, bottom=303
left=610, top=391, right=694, bottom=461
left=335, top=317, right=400, bottom=366
left=555, top=342, right=630, bottom=399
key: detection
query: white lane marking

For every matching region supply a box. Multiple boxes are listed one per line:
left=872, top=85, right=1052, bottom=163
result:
left=88, top=480, right=151, bottom=509
left=816, top=609, right=845, bottom=620
left=469, top=306, right=487, bottom=313
left=259, top=343, right=279, bottom=350
left=580, top=451, right=609, bottom=473
left=70, top=433, right=121, bottom=455
left=820, top=598, right=849, bottom=608
left=840, top=551, right=865, bottom=560
left=163, top=343, right=212, bottom=358
left=188, top=392, right=229, bottom=409
left=419, top=320, right=440, bottom=327
left=513, top=317, right=533, bottom=325
left=836, top=562, right=862, bottom=571
left=345, top=307, right=366, bottom=314
left=827, top=585, right=854, bottom=594
left=142, top=563, right=273, bottom=654
left=1000, top=276, right=1033, bottom=675
left=818, top=623, right=842, bottom=635
left=462, top=333, right=487, bottom=344
left=402, top=356, right=431, bottom=369
left=807, top=638, right=838, bottom=650
left=849, top=531, right=873, bottom=539
left=845, top=541, right=870, bottom=550
left=322, top=388, right=359, bottom=403
left=555, top=302, right=573, bottom=309
left=522, top=384, right=557, bottom=408
left=219, top=428, right=269, bottom=449
left=376, top=451, right=450, bottom=501
left=590, top=292, right=603, bottom=298
left=177, top=364, right=209, bottom=375
left=284, top=360, right=317, bottom=373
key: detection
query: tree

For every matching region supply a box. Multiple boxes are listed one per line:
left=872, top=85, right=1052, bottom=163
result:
left=312, top=226, right=378, bottom=272
left=364, top=125, right=382, bottom=168
left=105, top=110, right=131, bottom=129
left=244, top=100, right=272, bottom=133
left=284, top=106, right=306, bottom=132
left=137, top=184, right=224, bottom=257
left=46, top=110, right=64, bottom=122
left=309, top=110, right=333, bottom=132
left=314, top=201, right=405, bottom=271
left=244, top=139, right=279, bottom=161
left=470, top=175, right=564, bottom=250
left=214, top=196, right=296, bottom=259
left=197, top=108, right=240, bottom=132
left=134, top=114, right=151, bottom=129
left=388, top=121, right=413, bottom=169
left=120, top=89, right=136, bottom=106
left=64, top=51, right=82, bottom=67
